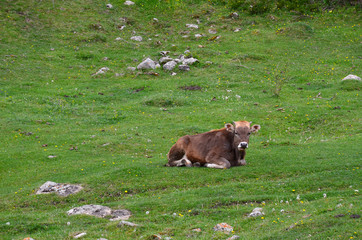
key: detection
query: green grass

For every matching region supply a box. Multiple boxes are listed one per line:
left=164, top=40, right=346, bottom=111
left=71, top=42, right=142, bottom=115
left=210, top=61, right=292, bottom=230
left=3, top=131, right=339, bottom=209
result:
left=0, top=0, right=361, bottom=239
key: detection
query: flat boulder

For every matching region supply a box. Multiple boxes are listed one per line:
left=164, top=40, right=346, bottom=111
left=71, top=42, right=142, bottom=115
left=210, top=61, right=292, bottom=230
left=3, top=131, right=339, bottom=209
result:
left=163, top=61, right=177, bottom=71
left=248, top=207, right=264, bottom=217
left=342, top=74, right=361, bottom=81
left=67, top=205, right=131, bottom=220
left=36, top=181, right=83, bottom=197
left=213, top=223, right=233, bottom=234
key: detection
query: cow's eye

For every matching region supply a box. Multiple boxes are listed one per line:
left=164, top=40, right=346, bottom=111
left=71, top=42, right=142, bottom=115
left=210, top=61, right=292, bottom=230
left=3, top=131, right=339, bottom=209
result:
left=235, top=132, right=239, bottom=135
left=247, top=132, right=251, bottom=136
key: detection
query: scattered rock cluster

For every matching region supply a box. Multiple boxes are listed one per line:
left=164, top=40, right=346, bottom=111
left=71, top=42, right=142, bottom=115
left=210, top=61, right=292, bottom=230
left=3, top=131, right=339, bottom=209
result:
left=133, top=50, right=199, bottom=75
left=67, top=204, right=131, bottom=221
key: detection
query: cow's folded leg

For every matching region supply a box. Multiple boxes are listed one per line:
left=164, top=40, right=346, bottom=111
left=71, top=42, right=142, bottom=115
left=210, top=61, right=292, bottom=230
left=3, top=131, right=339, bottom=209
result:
left=193, top=162, right=201, bottom=167
left=237, top=159, right=247, bottom=166
left=205, top=157, right=231, bottom=169
left=181, top=159, right=192, bottom=167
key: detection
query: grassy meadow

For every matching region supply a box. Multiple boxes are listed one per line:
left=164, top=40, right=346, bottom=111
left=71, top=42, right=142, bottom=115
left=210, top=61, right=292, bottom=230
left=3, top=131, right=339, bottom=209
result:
left=0, top=0, right=361, bottom=239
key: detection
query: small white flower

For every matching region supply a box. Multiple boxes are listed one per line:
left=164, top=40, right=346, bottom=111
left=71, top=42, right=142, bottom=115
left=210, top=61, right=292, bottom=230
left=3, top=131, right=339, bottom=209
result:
left=280, top=200, right=283, bottom=203
left=286, top=201, right=289, bottom=204
left=226, top=89, right=232, bottom=93
left=280, top=209, right=285, bottom=213
left=146, top=211, right=150, bottom=215
left=323, top=193, right=327, bottom=198
left=296, top=194, right=300, bottom=200
left=355, top=190, right=359, bottom=192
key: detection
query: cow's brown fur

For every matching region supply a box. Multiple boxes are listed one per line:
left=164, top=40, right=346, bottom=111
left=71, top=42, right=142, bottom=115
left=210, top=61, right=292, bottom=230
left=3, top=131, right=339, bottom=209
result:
left=166, top=121, right=260, bottom=169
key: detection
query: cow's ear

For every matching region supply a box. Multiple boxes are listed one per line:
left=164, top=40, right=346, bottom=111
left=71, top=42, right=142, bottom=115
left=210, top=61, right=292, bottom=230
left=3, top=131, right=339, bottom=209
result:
left=250, top=124, right=261, bottom=133
left=225, top=123, right=235, bottom=132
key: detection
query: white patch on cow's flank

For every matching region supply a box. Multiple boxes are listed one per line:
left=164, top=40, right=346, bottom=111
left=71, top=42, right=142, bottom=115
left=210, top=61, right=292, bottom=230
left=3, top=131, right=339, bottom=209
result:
left=205, top=163, right=225, bottom=169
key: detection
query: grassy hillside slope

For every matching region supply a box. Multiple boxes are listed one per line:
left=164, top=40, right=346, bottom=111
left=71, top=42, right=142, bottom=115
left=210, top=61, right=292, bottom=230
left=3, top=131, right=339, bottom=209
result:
left=0, top=0, right=361, bottom=239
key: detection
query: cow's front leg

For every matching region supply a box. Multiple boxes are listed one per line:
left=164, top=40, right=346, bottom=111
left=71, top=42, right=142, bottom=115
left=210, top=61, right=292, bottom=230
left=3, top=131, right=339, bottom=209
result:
left=237, top=159, right=247, bottom=166
left=204, top=156, right=231, bottom=169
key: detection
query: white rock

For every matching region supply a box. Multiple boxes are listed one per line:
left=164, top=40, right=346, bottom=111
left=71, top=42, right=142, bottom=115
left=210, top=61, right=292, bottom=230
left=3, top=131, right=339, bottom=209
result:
left=115, top=37, right=122, bottom=41
left=153, top=18, right=159, bottom=22
left=124, top=1, right=135, bottom=5
left=6, top=222, right=10, bottom=225
left=234, top=28, right=242, bottom=32
left=131, top=36, right=142, bottom=42
left=171, top=72, right=177, bottom=76
left=127, top=67, right=136, bottom=71
left=227, top=235, right=240, bottom=240
left=195, top=34, right=204, bottom=38
left=248, top=207, right=264, bottom=217
left=137, top=58, right=156, bottom=70
left=186, top=24, right=199, bottom=29
left=182, top=58, right=199, bottom=65
left=68, top=205, right=112, bottom=218
left=106, top=4, right=113, bottom=8
left=155, top=63, right=161, bottom=69
left=119, top=25, right=126, bottom=30
left=36, top=181, right=83, bottom=197
left=342, top=74, right=361, bottom=81
left=208, top=29, right=217, bottom=34
left=160, top=51, right=170, bottom=56
left=74, top=232, right=87, bottom=239
left=231, top=12, right=239, bottom=18
left=163, top=61, right=177, bottom=71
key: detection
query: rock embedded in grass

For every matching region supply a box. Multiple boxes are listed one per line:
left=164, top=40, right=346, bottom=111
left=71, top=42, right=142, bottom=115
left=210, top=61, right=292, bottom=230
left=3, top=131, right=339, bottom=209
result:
left=36, top=181, right=83, bottom=197
left=342, top=74, right=361, bottom=81
left=248, top=207, right=264, bottom=217
left=186, top=24, right=198, bottom=29
left=131, top=36, right=143, bottom=42
left=124, top=1, right=135, bottom=5
left=179, top=64, right=190, bottom=71
left=67, top=205, right=131, bottom=220
left=227, top=235, right=240, bottom=240
left=118, top=221, right=140, bottom=227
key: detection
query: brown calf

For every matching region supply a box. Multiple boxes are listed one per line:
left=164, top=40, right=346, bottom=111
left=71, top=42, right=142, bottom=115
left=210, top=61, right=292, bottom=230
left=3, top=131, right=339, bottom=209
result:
left=166, top=121, right=260, bottom=169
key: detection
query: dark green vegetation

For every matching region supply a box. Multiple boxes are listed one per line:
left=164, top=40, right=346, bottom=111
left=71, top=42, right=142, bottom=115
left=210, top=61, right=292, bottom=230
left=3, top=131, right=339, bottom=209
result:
left=0, top=0, right=361, bottom=239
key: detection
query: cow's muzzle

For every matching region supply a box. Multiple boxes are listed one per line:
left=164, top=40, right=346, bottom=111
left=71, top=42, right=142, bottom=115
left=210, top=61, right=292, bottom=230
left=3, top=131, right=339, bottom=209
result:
left=238, top=142, right=248, bottom=150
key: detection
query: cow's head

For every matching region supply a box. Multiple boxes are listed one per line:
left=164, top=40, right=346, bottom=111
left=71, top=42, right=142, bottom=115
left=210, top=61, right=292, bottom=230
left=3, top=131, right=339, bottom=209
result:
left=225, top=121, right=260, bottom=150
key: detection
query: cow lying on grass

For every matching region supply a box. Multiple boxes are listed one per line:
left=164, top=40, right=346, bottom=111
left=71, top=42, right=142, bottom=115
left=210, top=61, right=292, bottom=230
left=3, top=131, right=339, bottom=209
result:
left=166, top=121, right=260, bottom=169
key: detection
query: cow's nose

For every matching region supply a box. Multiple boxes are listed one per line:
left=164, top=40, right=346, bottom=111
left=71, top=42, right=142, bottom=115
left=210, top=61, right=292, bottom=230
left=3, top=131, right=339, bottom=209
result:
left=238, top=142, right=248, bottom=149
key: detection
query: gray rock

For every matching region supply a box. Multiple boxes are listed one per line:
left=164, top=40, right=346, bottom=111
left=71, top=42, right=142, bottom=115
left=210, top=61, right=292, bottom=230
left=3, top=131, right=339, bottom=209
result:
left=106, top=4, right=113, bottom=8
left=153, top=18, right=159, bottom=22
left=109, top=209, right=132, bottom=221
left=195, top=34, right=204, bottom=38
left=127, top=67, right=136, bottom=71
left=213, top=223, right=233, bottom=233
left=234, top=28, right=242, bottom=32
left=124, top=1, right=135, bottom=5
left=342, top=74, right=361, bottom=81
left=205, top=61, right=213, bottom=65
left=159, top=57, right=173, bottom=64
left=179, top=65, right=190, bottom=71
left=137, top=58, right=156, bottom=70
left=118, top=221, right=139, bottom=227
left=131, top=36, right=143, bottom=42
left=171, top=72, right=177, bottom=76
left=248, top=207, right=264, bottom=217
left=163, top=61, right=177, bottom=71
left=182, top=58, right=198, bottom=65
left=186, top=24, right=199, bottom=29
left=174, top=59, right=182, bottom=63
left=37, top=181, right=83, bottom=197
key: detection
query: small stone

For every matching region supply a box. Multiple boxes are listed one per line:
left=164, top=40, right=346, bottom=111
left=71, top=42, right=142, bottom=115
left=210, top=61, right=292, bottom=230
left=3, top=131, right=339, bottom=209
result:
left=118, top=221, right=139, bottom=227
left=171, top=72, right=177, bottom=76
left=186, top=24, right=199, bottom=29
left=350, top=214, right=360, bottom=219
left=163, top=61, right=177, bottom=71
left=124, top=1, right=135, bottom=5
left=93, top=67, right=110, bottom=75
left=67, top=222, right=71, bottom=226
left=213, top=223, right=233, bottom=234
left=342, top=74, right=361, bottom=81
left=153, top=18, right=159, bottom=22
left=227, top=236, right=240, bottom=240
left=137, top=58, right=156, bottom=70
left=103, top=57, right=109, bottom=61
left=152, top=234, right=162, bottom=240
left=106, top=4, right=113, bottom=8
left=74, top=232, right=87, bottom=239
left=131, top=36, right=143, bottom=42
left=230, top=12, right=239, bottom=19
left=97, top=238, right=108, bottom=240
left=192, top=228, right=202, bottom=232
left=195, top=34, right=203, bottom=38
left=179, top=65, right=190, bottom=71
left=248, top=207, right=264, bottom=217
left=115, top=37, right=122, bottom=41
left=6, top=222, right=10, bottom=225
left=205, top=61, right=213, bottom=65
left=23, top=238, right=35, bottom=240
left=48, top=155, right=56, bottom=158
left=127, top=67, right=136, bottom=71
left=208, top=29, right=217, bottom=34
left=234, top=28, right=242, bottom=32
